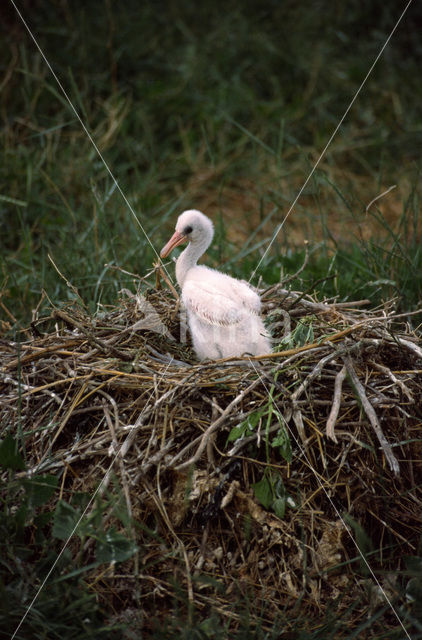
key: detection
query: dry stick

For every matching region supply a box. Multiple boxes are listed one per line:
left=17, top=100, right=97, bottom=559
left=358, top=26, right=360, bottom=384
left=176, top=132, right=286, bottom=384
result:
left=97, top=372, right=183, bottom=492
left=18, top=438, right=112, bottom=478
left=264, top=287, right=370, bottom=309
left=290, top=340, right=365, bottom=408
left=8, top=395, right=153, bottom=640
left=147, top=470, right=195, bottom=609
left=171, top=377, right=263, bottom=470
left=356, top=335, right=422, bottom=366
left=53, top=309, right=133, bottom=362
left=153, top=369, right=200, bottom=407
left=98, top=407, right=152, bottom=496
left=137, top=439, right=175, bottom=476
left=326, top=365, right=347, bottom=443
left=216, top=321, right=367, bottom=364
left=100, top=369, right=197, bottom=488
left=367, top=507, right=416, bottom=550
left=343, top=356, right=400, bottom=476
left=78, top=316, right=158, bottom=362
left=1, top=370, right=63, bottom=404
left=291, top=347, right=336, bottom=404
left=206, top=396, right=220, bottom=467
left=371, top=361, right=414, bottom=402
left=292, top=408, right=306, bottom=444
left=155, top=261, right=179, bottom=300
left=227, top=423, right=282, bottom=458
left=4, top=340, right=85, bottom=370
left=101, top=395, right=132, bottom=516
left=101, top=394, right=139, bottom=577
left=18, top=374, right=91, bottom=398
left=214, top=314, right=421, bottom=367
left=34, top=376, right=94, bottom=470
left=394, top=336, right=422, bottom=360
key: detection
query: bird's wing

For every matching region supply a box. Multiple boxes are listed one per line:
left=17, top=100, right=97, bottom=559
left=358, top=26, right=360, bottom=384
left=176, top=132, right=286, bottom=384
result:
left=227, top=278, right=262, bottom=315
left=182, top=280, right=246, bottom=326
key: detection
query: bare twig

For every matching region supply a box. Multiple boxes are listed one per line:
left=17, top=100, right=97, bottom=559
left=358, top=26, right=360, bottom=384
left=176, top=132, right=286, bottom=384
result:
left=172, top=377, right=263, bottom=470
left=371, top=361, right=414, bottom=402
left=326, top=365, right=347, bottom=443
left=343, top=356, right=400, bottom=476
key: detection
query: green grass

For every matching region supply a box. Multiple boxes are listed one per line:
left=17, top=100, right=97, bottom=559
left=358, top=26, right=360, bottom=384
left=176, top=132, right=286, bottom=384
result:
left=1, top=1, right=422, bottom=638
left=1, top=0, right=422, bottom=330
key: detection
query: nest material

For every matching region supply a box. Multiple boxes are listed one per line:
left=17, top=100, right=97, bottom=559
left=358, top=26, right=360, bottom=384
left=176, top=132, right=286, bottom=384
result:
left=1, top=279, right=422, bottom=634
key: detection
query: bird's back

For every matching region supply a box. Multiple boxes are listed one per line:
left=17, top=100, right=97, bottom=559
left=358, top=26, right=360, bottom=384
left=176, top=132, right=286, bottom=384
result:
left=181, top=265, right=270, bottom=359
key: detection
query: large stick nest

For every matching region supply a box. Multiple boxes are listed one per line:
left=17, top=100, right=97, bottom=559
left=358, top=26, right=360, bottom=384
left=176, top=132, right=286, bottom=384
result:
left=1, top=274, right=422, bottom=635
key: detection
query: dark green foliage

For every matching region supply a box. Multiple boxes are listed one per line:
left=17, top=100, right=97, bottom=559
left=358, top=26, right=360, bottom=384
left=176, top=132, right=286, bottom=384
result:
left=1, top=0, right=422, bottom=326
left=0, top=433, right=26, bottom=470
left=0, top=448, right=135, bottom=638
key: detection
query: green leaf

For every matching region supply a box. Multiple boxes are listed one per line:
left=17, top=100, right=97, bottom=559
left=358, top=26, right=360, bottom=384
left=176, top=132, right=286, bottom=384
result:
left=52, top=561, right=101, bottom=583
left=227, top=423, right=248, bottom=443
left=0, top=434, right=26, bottom=470
left=247, top=408, right=265, bottom=429
left=294, top=321, right=313, bottom=346
left=272, top=496, right=286, bottom=519
left=96, top=528, right=137, bottom=564
left=307, top=323, right=314, bottom=344
left=34, top=511, right=55, bottom=544
left=252, top=475, right=273, bottom=509
left=22, top=474, right=59, bottom=507
left=71, top=492, right=91, bottom=509
left=227, top=408, right=264, bottom=443
left=52, top=500, right=81, bottom=540
left=271, top=425, right=292, bottom=463
left=343, top=514, right=373, bottom=554
left=14, top=503, right=28, bottom=534
left=281, top=318, right=316, bottom=348
left=343, top=513, right=373, bottom=574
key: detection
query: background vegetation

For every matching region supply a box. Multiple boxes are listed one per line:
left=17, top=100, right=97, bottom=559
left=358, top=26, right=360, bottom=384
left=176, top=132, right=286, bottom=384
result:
left=1, top=0, right=421, bottom=638
left=1, top=0, right=422, bottom=329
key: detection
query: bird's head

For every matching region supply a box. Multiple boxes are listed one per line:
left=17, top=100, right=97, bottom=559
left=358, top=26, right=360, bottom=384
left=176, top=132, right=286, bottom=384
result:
left=160, top=210, right=214, bottom=258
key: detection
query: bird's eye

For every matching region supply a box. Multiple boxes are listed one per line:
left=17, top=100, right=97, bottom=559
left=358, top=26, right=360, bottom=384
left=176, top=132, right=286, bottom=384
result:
left=184, top=225, right=193, bottom=235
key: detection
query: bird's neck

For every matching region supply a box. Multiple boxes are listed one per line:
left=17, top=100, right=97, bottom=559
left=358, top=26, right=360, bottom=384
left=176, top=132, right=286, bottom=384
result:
left=176, top=238, right=209, bottom=287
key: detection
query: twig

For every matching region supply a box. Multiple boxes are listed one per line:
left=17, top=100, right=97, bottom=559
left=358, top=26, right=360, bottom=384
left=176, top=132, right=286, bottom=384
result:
left=215, top=322, right=367, bottom=364
left=34, top=376, right=94, bottom=470
left=98, top=406, right=154, bottom=494
left=291, top=341, right=364, bottom=405
left=53, top=309, right=134, bottom=362
left=394, top=336, right=422, bottom=360
left=154, top=261, right=179, bottom=300
left=101, top=393, right=140, bottom=574
left=326, top=365, right=347, bottom=443
left=101, top=394, right=131, bottom=511
left=343, top=356, right=400, bottom=476
left=371, top=361, right=414, bottom=402
left=226, top=423, right=282, bottom=457
left=171, top=377, right=263, bottom=470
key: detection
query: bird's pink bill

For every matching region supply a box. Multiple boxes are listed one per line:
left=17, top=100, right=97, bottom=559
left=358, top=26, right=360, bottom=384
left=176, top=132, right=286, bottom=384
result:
left=160, top=230, right=187, bottom=258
